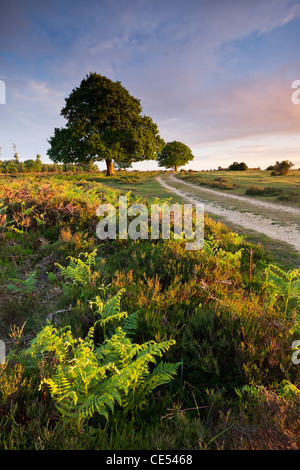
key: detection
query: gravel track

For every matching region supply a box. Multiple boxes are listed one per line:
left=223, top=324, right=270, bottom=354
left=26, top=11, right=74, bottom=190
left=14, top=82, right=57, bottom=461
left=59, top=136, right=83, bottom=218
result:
left=156, top=175, right=300, bottom=253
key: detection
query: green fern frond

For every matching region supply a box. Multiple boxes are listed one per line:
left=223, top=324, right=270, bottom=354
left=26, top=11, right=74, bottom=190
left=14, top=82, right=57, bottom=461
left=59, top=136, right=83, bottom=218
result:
left=136, top=339, right=176, bottom=360
left=101, top=289, right=125, bottom=317
left=122, top=310, right=139, bottom=337
left=21, top=322, right=75, bottom=365
left=21, top=286, right=178, bottom=424
left=265, top=264, right=300, bottom=319
left=97, top=311, right=128, bottom=329
left=266, top=264, right=290, bottom=282
left=148, top=361, right=181, bottom=387
left=55, top=249, right=99, bottom=291
left=91, top=289, right=128, bottom=337
left=291, top=312, right=300, bottom=337
left=133, top=361, right=180, bottom=410
left=78, top=392, right=117, bottom=420
left=41, top=364, right=72, bottom=397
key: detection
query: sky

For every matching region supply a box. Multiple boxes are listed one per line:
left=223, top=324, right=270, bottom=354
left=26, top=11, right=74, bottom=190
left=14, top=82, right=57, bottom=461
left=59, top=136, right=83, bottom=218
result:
left=0, top=0, right=300, bottom=171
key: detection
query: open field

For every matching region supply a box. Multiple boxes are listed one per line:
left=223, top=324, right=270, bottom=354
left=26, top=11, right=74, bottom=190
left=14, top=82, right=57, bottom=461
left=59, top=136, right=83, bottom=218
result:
left=176, top=170, right=300, bottom=207
left=0, top=172, right=299, bottom=450
left=98, top=171, right=300, bottom=270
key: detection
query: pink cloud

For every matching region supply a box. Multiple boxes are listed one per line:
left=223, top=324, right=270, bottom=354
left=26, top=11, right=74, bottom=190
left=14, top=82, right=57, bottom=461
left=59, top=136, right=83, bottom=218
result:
left=148, top=70, right=300, bottom=147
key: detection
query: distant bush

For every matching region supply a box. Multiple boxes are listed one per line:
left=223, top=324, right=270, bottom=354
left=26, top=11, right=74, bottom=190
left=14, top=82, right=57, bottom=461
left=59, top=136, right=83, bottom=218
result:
left=214, top=177, right=230, bottom=182
left=228, top=162, right=248, bottom=171
left=210, top=181, right=237, bottom=190
left=270, top=160, right=294, bottom=176
left=179, top=174, right=238, bottom=190
left=0, top=159, right=100, bottom=174
left=246, top=185, right=283, bottom=197
left=244, top=185, right=299, bottom=202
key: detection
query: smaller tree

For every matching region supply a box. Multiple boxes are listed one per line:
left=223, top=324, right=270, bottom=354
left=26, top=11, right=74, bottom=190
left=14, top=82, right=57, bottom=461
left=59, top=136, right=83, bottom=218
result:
left=157, top=141, right=194, bottom=172
left=35, top=154, right=42, bottom=172
left=6, top=161, right=19, bottom=174
left=24, top=159, right=41, bottom=173
left=271, top=160, right=294, bottom=176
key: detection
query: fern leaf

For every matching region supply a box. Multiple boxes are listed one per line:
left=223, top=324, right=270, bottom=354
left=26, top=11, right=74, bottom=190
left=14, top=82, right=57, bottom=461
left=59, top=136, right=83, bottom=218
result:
left=101, top=289, right=125, bottom=318
left=122, top=310, right=139, bottom=337
left=147, top=361, right=180, bottom=389
left=41, top=364, right=72, bottom=398
left=21, top=280, right=178, bottom=424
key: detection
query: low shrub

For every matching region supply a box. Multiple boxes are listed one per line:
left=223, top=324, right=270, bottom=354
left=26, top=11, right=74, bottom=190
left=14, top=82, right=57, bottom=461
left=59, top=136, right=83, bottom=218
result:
left=262, top=186, right=282, bottom=197
left=209, top=181, right=238, bottom=190
left=245, top=185, right=299, bottom=202
left=245, top=185, right=264, bottom=195
left=214, top=177, right=230, bottom=183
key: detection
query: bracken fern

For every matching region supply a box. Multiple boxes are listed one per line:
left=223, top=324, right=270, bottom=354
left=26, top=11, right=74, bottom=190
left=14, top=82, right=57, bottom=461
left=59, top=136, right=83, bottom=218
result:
left=21, top=289, right=179, bottom=424
left=55, top=249, right=100, bottom=296
left=265, top=264, right=300, bottom=319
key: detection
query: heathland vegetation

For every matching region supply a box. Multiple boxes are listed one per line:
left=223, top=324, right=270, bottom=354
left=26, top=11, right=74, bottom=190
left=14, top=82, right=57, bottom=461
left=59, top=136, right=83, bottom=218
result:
left=0, top=171, right=299, bottom=450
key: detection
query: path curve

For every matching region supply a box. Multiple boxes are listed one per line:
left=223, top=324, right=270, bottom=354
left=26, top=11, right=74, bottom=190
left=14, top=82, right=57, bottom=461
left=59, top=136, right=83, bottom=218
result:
left=168, top=175, right=300, bottom=215
left=156, top=175, right=300, bottom=253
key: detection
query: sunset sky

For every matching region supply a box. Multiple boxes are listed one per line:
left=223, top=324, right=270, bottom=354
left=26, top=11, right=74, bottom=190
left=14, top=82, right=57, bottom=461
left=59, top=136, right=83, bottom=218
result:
left=0, top=0, right=300, bottom=170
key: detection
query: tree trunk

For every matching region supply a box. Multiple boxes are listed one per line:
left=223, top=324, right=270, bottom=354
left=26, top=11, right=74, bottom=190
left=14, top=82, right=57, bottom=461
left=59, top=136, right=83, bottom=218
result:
left=106, top=159, right=115, bottom=176
left=174, top=165, right=178, bottom=172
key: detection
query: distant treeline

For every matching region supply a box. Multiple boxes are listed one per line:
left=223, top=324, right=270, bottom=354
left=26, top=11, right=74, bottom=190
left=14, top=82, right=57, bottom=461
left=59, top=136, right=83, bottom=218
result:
left=0, top=155, right=99, bottom=174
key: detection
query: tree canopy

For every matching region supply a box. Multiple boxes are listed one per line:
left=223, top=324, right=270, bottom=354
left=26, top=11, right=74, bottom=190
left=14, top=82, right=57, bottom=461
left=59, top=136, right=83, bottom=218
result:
left=157, top=141, right=194, bottom=171
left=228, top=161, right=248, bottom=171
left=47, top=73, right=164, bottom=175
left=269, top=160, right=294, bottom=176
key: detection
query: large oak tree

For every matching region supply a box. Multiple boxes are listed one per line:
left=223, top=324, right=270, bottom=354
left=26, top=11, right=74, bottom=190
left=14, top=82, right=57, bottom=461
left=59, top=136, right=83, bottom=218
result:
left=47, top=73, right=164, bottom=175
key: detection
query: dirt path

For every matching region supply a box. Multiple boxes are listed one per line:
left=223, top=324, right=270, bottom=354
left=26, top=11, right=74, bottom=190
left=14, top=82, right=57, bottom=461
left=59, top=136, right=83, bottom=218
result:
left=156, top=175, right=300, bottom=253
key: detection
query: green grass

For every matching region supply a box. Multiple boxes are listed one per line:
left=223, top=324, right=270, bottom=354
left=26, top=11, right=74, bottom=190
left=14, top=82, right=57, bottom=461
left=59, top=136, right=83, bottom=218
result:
left=176, top=170, right=300, bottom=206
left=96, top=171, right=183, bottom=204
